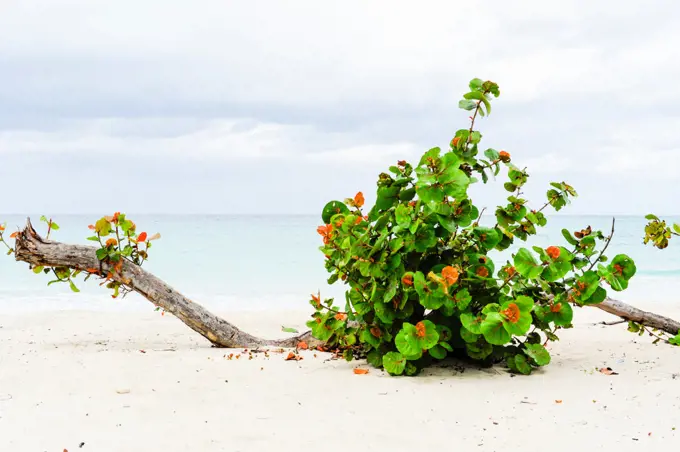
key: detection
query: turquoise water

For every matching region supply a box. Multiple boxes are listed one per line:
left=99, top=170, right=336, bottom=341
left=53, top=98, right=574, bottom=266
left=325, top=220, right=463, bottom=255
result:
left=0, top=215, right=679, bottom=313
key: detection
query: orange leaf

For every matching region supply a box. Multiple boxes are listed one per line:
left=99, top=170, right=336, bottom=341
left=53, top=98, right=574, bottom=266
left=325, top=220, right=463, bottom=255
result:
left=354, top=192, right=365, bottom=208
left=415, top=321, right=426, bottom=338
left=353, top=368, right=369, bottom=375
left=441, top=266, right=459, bottom=286
left=9, top=231, right=18, bottom=239
left=370, top=327, right=383, bottom=338
left=86, top=268, right=100, bottom=274
left=311, top=291, right=321, bottom=307
left=285, top=352, right=303, bottom=361
left=499, top=150, right=511, bottom=161
left=137, top=232, right=148, bottom=243
left=0, top=224, right=5, bottom=231
left=476, top=266, right=489, bottom=278
left=88, top=224, right=95, bottom=230
left=401, top=274, right=414, bottom=286
left=334, top=312, right=347, bottom=321
left=297, top=341, right=309, bottom=350
left=501, top=303, right=520, bottom=324
left=148, top=232, right=161, bottom=241
left=546, top=246, right=561, bottom=260
left=105, top=238, right=117, bottom=247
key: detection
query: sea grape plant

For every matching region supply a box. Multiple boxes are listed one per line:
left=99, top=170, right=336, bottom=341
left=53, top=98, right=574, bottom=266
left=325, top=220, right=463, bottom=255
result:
left=642, top=214, right=680, bottom=345
left=0, top=213, right=160, bottom=298
left=310, top=78, right=640, bottom=375
left=643, top=214, right=680, bottom=249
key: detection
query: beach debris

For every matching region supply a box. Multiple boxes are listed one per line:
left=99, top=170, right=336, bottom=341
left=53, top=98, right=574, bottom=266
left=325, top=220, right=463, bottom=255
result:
left=285, top=352, right=303, bottom=361
left=281, top=326, right=299, bottom=333
left=79, top=442, right=85, bottom=448
left=353, top=368, right=369, bottom=375
left=555, top=400, right=563, bottom=404
left=116, top=389, right=130, bottom=394
left=599, top=367, right=619, bottom=375
left=139, top=350, right=146, bottom=354
left=296, top=341, right=309, bottom=350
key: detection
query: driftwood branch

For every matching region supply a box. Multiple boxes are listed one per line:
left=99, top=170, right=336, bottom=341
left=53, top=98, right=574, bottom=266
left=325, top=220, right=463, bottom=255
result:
left=14, top=219, right=318, bottom=349
left=12, top=219, right=680, bottom=348
left=595, top=297, right=680, bottom=336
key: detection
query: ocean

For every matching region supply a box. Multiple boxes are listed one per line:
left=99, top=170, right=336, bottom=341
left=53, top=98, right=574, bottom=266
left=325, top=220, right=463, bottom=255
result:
left=1, top=214, right=679, bottom=314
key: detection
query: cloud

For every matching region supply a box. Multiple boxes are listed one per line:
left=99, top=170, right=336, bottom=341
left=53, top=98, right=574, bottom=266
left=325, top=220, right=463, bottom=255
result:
left=0, top=0, right=678, bottom=215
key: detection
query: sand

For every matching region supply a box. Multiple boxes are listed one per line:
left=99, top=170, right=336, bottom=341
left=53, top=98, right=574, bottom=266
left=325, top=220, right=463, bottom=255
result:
left=1, top=304, right=679, bottom=451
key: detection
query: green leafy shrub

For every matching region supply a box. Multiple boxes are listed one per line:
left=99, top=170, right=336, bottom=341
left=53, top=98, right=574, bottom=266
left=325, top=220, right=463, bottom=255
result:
left=0, top=212, right=160, bottom=299
left=643, top=214, right=680, bottom=249
left=641, top=214, right=680, bottom=344
left=310, top=78, right=638, bottom=375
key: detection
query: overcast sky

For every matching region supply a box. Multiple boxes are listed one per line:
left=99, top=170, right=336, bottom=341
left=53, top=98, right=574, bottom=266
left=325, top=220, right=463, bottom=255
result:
left=1, top=0, right=679, bottom=216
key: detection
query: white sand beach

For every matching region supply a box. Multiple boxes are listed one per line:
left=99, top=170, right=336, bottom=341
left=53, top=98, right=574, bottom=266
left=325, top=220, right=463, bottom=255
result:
left=1, top=304, right=679, bottom=452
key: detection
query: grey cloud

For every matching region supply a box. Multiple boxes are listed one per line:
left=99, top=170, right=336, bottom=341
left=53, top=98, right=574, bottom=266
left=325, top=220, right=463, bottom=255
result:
left=1, top=0, right=679, bottom=216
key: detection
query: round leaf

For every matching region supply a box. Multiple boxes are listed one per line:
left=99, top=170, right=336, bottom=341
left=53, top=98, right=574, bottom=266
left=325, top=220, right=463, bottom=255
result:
left=322, top=201, right=350, bottom=224
left=382, top=352, right=406, bottom=375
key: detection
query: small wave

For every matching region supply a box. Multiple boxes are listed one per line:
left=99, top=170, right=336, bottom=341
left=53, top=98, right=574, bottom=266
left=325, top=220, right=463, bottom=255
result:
left=636, top=268, right=680, bottom=277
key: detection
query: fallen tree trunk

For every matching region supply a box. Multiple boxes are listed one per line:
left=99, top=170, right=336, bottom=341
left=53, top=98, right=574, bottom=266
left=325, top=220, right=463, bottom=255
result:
left=596, top=297, right=680, bottom=336
left=13, top=220, right=680, bottom=348
left=14, top=219, right=318, bottom=349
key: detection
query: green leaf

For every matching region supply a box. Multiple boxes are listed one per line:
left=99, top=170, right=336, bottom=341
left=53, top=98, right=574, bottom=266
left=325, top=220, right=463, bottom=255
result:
left=322, top=201, right=350, bottom=224
left=459, top=99, right=477, bottom=111
left=69, top=280, right=80, bottom=293
left=452, top=288, right=472, bottom=311
left=484, top=148, right=500, bottom=161
left=366, top=350, right=383, bottom=367
left=469, top=78, right=484, bottom=90
left=551, top=299, right=573, bottom=326
left=514, top=248, right=543, bottom=279
left=500, top=298, right=533, bottom=336
left=572, top=271, right=600, bottom=303
left=94, top=218, right=112, bottom=236
left=673, top=223, right=680, bottom=235
left=32, top=266, right=44, bottom=274
left=382, top=352, right=406, bottom=375
left=50, top=222, right=60, bottom=230
left=460, top=312, right=483, bottom=334
left=542, top=259, right=572, bottom=282
left=395, top=327, right=423, bottom=360
left=481, top=312, right=511, bottom=345
left=605, top=254, right=636, bottom=291
left=281, top=326, right=299, bottom=334
left=399, top=187, right=416, bottom=201
left=513, top=354, right=532, bottom=375
left=395, top=204, right=411, bottom=227
left=645, top=214, right=660, bottom=221
left=466, top=342, right=493, bottom=360
left=460, top=327, right=479, bottom=343
left=561, top=228, right=578, bottom=246
left=376, top=186, right=401, bottom=210
left=581, top=286, right=607, bottom=305
left=524, top=343, right=551, bottom=366
left=473, top=227, right=501, bottom=249
left=95, top=248, right=109, bottom=261
left=429, top=344, right=447, bottom=360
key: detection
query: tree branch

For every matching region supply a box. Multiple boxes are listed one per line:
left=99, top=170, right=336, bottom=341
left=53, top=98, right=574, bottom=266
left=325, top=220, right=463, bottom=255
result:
left=13, top=219, right=318, bottom=349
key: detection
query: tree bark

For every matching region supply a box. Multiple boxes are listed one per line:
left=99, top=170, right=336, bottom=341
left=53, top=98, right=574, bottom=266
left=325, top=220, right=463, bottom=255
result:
left=12, top=219, right=680, bottom=348
left=595, top=297, right=680, bottom=336
left=13, top=219, right=318, bottom=349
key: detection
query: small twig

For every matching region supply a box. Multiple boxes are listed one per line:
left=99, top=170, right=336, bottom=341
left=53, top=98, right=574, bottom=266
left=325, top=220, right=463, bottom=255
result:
left=597, top=319, right=626, bottom=326
left=586, top=218, right=616, bottom=273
